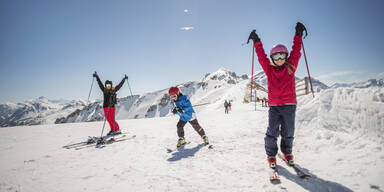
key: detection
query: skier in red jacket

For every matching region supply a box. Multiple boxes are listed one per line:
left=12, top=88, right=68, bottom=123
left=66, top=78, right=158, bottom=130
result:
left=248, top=22, right=307, bottom=169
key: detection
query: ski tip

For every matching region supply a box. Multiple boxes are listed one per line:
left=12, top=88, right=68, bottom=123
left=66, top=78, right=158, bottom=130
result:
left=270, top=178, right=281, bottom=184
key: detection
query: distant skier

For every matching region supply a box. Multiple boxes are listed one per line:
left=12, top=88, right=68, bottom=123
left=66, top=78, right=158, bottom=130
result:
left=228, top=101, right=232, bottom=111
left=248, top=22, right=307, bottom=169
left=93, top=72, right=128, bottom=136
left=262, top=97, right=268, bottom=107
left=224, top=100, right=229, bottom=114
left=168, top=86, right=209, bottom=147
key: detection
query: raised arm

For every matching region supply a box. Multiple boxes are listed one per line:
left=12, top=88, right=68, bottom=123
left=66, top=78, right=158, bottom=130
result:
left=287, top=35, right=302, bottom=71
left=249, top=30, right=270, bottom=74
left=115, top=75, right=128, bottom=92
left=93, top=72, right=104, bottom=91
left=288, top=22, right=306, bottom=71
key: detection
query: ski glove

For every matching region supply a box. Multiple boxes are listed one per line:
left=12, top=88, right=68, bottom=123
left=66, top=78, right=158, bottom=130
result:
left=93, top=72, right=98, bottom=78
left=172, top=107, right=184, bottom=114
left=124, top=75, right=128, bottom=80
left=295, top=22, right=307, bottom=37
left=247, top=30, right=260, bottom=44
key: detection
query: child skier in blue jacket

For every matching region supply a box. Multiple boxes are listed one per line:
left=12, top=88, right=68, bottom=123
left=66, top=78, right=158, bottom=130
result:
left=168, top=86, right=209, bottom=147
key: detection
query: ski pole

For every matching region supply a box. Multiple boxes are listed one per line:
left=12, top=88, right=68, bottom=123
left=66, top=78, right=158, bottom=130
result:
left=250, top=44, right=255, bottom=102
left=254, top=90, right=257, bottom=111
left=126, top=76, right=134, bottom=99
left=100, top=99, right=111, bottom=142
left=246, top=30, right=256, bottom=102
left=302, top=42, right=314, bottom=98
left=87, top=76, right=95, bottom=106
left=192, top=102, right=211, bottom=107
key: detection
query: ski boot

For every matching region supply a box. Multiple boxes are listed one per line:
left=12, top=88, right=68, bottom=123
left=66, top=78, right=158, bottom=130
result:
left=283, top=154, right=294, bottom=166
left=202, top=135, right=209, bottom=145
left=107, top=130, right=114, bottom=136
left=268, top=156, right=277, bottom=169
left=177, top=137, right=187, bottom=148
left=113, top=130, right=122, bottom=135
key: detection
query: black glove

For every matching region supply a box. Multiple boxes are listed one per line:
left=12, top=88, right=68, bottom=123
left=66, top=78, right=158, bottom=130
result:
left=124, top=75, right=128, bottom=80
left=247, top=30, right=261, bottom=44
left=172, top=107, right=177, bottom=114
left=295, top=22, right=307, bottom=37
left=172, top=107, right=183, bottom=114
left=93, top=72, right=97, bottom=78
left=176, top=107, right=183, bottom=113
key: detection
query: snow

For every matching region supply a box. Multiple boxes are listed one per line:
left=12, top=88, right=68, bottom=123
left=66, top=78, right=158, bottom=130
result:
left=1, top=76, right=383, bottom=191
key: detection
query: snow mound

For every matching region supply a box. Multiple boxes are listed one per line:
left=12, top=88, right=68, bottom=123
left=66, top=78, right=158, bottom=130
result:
left=297, top=87, right=384, bottom=143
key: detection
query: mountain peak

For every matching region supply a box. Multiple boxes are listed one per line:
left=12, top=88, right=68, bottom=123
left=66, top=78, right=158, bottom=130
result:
left=203, top=68, right=238, bottom=82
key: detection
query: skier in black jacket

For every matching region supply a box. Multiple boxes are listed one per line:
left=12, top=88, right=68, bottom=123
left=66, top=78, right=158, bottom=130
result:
left=93, top=72, right=127, bottom=135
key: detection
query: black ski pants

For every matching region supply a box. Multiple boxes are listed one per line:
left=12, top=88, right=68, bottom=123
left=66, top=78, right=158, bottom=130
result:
left=264, top=105, right=296, bottom=157
left=177, top=119, right=206, bottom=138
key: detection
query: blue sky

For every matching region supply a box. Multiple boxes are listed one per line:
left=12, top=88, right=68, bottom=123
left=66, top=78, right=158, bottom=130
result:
left=1, top=0, right=383, bottom=103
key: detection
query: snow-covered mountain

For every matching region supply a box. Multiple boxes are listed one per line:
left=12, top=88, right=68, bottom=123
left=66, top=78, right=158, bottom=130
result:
left=0, top=97, right=86, bottom=127
left=56, top=69, right=250, bottom=124
left=330, top=77, right=384, bottom=89
left=0, top=69, right=252, bottom=127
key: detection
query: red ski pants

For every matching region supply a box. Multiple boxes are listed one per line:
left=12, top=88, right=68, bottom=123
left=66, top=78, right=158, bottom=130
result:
left=104, top=107, right=120, bottom=131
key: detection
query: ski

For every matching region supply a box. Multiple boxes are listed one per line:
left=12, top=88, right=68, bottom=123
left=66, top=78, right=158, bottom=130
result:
left=166, top=142, right=213, bottom=153
left=277, top=153, right=311, bottom=179
left=74, top=135, right=135, bottom=150
left=63, top=133, right=128, bottom=149
left=63, top=140, right=92, bottom=149
left=166, top=141, right=191, bottom=153
left=269, top=167, right=281, bottom=184
left=204, top=143, right=214, bottom=149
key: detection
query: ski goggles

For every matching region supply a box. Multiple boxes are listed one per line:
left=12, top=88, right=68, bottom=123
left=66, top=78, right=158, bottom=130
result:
left=271, top=52, right=288, bottom=61
left=106, top=84, right=112, bottom=88
left=170, top=94, right=178, bottom=99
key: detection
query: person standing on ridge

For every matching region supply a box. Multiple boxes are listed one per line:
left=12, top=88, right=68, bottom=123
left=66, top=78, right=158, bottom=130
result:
left=168, top=86, right=209, bottom=147
left=248, top=22, right=307, bottom=169
left=93, top=72, right=128, bottom=136
left=224, top=100, right=229, bottom=114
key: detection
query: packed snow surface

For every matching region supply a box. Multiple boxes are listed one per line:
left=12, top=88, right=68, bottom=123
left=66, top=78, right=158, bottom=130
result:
left=1, top=88, right=383, bottom=191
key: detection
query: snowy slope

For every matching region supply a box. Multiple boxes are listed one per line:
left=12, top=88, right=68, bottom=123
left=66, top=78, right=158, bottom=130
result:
left=0, top=77, right=383, bottom=192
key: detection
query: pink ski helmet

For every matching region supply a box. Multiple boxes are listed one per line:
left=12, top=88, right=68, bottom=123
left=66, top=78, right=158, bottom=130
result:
left=270, top=44, right=288, bottom=56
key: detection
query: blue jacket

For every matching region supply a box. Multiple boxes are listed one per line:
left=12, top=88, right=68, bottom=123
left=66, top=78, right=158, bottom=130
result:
left=175, top=94, right=195, bottom=122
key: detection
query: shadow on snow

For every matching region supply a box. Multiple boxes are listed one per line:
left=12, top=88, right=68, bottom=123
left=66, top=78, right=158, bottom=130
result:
left=277, top=165, right=353, bottom=192
left=167, top=144, right=204, bottom=162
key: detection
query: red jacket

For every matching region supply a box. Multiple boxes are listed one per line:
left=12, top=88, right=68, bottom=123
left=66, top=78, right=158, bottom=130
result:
left=254, top=35, right=302, bottom=106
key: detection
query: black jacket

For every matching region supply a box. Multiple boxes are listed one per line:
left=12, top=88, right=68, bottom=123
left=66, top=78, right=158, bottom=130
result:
left=95, top=75, right=125, bottom=108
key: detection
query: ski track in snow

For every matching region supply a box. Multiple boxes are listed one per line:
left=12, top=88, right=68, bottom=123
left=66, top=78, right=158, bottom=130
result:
left=0, top=98, right=383, bottom=192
